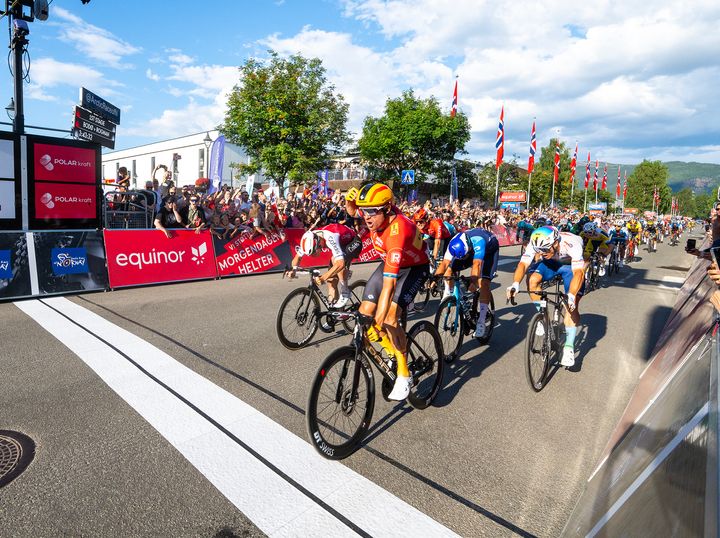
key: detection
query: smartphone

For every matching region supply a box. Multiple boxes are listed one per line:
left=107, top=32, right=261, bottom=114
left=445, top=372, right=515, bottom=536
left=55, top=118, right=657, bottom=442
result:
left=686, top=238, right=696, bottom=251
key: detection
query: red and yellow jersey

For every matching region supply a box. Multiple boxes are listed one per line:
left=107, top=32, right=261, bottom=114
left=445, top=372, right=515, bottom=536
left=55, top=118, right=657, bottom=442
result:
left=424, top=218, right=451, bottom=240
left=371, top=213, right=430, bottom=278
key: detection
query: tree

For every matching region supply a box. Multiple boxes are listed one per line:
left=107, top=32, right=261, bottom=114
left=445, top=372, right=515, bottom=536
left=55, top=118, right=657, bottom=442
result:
left=674, top=187, right=697, bottom=217
left=625, top=160, right=671, bottom=212
left=527, top=138, right=574, bottom=208
left=221, top=51, right=350, bottom=185
left=358, top=90, right=471, bottom=182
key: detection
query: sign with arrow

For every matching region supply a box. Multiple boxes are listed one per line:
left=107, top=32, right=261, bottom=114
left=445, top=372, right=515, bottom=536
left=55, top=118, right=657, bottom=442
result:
left=401, top=169, right=415, bottom=185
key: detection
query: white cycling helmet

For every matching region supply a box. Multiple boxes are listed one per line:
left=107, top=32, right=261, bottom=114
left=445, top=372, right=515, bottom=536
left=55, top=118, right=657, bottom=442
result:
left=583, top=222, right=597, bottom=234
left=300, top=231, right=320, bottom=256
left=529, top=226, right=560, bottom=252
left=614, top=219, right=624, bottom=227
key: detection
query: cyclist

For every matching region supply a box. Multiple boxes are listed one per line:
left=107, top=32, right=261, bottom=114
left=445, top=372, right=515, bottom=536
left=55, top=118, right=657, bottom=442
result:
left=346, top=183, right=430, bottom=400
left=580, top=222, right=612, bottom=276
left=670, top=219, right=681, bottom=244
left=645, top=219, right=658, bottom=251
left=285, top=223, right=362, bottom=308
left=626, top=217, right=642, bottom=246
left=432, top=229, right=499, bottom=339
left=608, top=219, right=629, bottom=268
left=557, top=218, right=573, bottom=233
left=506, top=226, right=585, bottom=367
left=414, top=208, right=451, bottom=262
left=516, top=218, right=536, bottom=252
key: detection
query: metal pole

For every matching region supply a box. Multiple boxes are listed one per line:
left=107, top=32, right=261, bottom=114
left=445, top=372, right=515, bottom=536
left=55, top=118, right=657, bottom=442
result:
left=584, top=189, right=588, bottom=213
left=11, top=4, right=25, bottom=135
left=494, top=166, right=500, bottom=208
left=527, top=172, right=532, bottom=211
left=551, top=176, right=556, bottom=208
left=570, top=179, right=575, bottom=207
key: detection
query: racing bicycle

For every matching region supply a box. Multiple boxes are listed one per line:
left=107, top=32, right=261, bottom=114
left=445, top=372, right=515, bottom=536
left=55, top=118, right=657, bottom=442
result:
left=510, top=275, right=570, bottom=392
left=306, top=310, right=444, bottom=459
left=433, top=274, right=495, bottom=362
left=584, top=252, right=604, bottom=292
left=607, top=242, right=623, bottom=275
left=276, top=269, right=366, bottom=349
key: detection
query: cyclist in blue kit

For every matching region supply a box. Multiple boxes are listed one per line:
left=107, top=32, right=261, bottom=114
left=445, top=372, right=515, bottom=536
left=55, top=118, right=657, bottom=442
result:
left=432, top=228, right=499, bottom=339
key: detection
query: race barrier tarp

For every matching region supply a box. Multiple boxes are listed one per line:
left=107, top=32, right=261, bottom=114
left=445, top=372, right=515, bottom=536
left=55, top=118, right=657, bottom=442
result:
left=104, top=229, right=216, bottom=288
left=0, top=232, right=31, bottom=300
left=213, top=229, right=295, bottom=277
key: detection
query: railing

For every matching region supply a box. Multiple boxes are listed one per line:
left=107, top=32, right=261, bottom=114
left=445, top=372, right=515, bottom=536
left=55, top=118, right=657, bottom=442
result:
left=103, top=189, right=156, bottom=229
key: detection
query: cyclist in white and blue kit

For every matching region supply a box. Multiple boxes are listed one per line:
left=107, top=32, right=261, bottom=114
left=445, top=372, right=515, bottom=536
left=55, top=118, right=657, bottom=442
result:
left=432, top=228, right=499, bottom=339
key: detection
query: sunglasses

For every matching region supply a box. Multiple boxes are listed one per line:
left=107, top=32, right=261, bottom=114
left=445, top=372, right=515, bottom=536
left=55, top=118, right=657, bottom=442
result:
left=359, top=207, right=383, bottom=217
left=190, top=199, right=198, bottom=202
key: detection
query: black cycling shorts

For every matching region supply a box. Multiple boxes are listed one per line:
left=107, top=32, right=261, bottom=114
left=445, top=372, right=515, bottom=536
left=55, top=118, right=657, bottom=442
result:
left=449, top=236, right=499, bottom=279
left=362, top=263, right=429, bottom=309
left=342, top=236, right=362, bottom=266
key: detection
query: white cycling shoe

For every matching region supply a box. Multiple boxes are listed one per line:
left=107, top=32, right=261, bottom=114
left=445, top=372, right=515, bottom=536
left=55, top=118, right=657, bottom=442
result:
left=473, top=321, right=486, bottom=339
left=599, top=266, right=606, bottom=277
left=560, top=347, right=575, bottom=367
left=535, top=322, right=545, bottom=336
left=333, top=295, right=350, bottom=309
left=388, top=375, right=412, bottom=401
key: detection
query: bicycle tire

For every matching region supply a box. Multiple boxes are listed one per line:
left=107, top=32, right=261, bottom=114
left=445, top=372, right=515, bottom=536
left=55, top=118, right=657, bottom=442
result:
left=406, top=320, right=444, bottom=409
left=473, top=293, right=495, bottom=345
left=306, top=346, right=375, bottom=460
left=276, top=287, right=320, bottom=350
left=525, top=312, right=550, bottom=392
left=341, top=279, right=367, bottom=333
left=434, top=295, right=464, bottom=362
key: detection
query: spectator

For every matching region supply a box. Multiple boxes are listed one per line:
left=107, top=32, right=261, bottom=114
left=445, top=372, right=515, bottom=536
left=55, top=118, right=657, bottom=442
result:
left=154, top=196, right=185, bottom=238
left=117, top=166, right=131, bottom=190
left=185, top=195, right=207, bottom=234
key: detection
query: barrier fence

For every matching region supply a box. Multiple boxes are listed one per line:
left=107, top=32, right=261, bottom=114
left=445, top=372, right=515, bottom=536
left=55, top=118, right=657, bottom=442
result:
left=562, top=241, right=719, bottom=536
left=0, top=224, right=521, bottom=300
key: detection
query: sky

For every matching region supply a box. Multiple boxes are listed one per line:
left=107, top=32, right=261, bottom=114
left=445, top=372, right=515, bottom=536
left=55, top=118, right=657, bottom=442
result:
left=1, top=0, right=719, bottom=165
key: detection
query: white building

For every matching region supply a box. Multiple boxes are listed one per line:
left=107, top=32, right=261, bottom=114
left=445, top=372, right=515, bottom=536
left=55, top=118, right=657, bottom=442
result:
left=101, top=130, right=262, bottom=189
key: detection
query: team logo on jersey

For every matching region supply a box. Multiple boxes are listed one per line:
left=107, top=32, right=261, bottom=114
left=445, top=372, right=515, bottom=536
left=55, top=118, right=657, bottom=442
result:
left=390, top=222, right=399, bottom=236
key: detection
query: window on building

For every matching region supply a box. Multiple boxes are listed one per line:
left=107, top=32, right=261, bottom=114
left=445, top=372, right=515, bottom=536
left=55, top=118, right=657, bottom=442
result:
left=199, top=148, right=205, bottom=179
left=132, top=160, right=136, bottom=187
left=150, top=156, right=155, bottom=176
left=102, top=165, right=105, bottom=179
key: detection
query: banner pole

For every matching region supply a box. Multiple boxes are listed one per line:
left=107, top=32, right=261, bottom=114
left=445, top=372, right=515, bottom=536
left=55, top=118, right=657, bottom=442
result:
left=527, top=172, right=532, bottom=211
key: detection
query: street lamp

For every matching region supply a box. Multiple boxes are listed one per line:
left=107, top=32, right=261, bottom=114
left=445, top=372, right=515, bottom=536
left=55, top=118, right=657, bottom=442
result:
left=203, top=131, right=213, bottom=178
left=5, top=98, right=15, bottom=120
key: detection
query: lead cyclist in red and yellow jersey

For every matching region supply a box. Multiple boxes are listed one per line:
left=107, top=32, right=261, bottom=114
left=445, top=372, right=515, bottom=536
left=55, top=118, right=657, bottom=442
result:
left=345, top=183, right=430, bottom=400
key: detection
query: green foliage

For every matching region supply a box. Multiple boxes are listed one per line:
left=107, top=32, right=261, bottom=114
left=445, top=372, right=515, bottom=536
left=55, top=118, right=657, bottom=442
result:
left=624, top=160, right=671, bottom=212
left=221, top=51, right=350, bottom=184
left=674, top=187, right=697, bottom=217
left=527, top=138, right=576, bottom=208
left=474, top=158, right=524, bottom=203
left=358, top=89, right=471, bottom=182
left=694, top=192, right=715, bottom=218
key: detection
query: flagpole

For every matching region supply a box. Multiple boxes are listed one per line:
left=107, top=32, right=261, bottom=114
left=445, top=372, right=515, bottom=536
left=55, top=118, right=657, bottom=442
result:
left=494, top=166, right=500, bottom=209
left=527, top=172, right=532, bottom=211
left=570, top=178, right=574, bottom=207
left=551, top=175, right=556, bottom=208
left=584, top=189, right=587, bottom=213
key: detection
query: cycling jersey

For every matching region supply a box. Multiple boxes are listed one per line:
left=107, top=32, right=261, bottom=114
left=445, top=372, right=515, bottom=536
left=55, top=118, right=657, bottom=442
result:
left=608, top=229, right=629, bottom=244
left=580, top=231, right=611, bottom=258
left=443, top=229, right=499, bottom=278
left=371, top=213, right=430, bottom=278
left=443, top=221, right=457, bottom=237
left=425, top=218, right=451, bottom=240
left=316, top=223, right=357, bottom=262
left=520, top=231, right=585, bottom=272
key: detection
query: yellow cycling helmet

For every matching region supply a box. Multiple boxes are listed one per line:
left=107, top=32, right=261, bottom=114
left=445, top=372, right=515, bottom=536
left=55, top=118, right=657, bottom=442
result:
left=355, top=182, right=394, bottom=208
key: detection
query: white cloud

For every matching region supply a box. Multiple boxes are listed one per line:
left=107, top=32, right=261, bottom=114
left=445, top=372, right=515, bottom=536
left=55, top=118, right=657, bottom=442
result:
left=146, top=69, right=160, bottom=82
left=27, top=58, right=122, bottom=100
left=53, top=6, right=141, bottom=68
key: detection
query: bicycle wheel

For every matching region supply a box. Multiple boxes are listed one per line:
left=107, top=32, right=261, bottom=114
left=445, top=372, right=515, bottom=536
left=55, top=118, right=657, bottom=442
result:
left=306, top=346, right=375, bottom=460
left=411, top=279, right=431, bottom=313
left=341, top=279, right=367, bottom=333
left=406, top=320, right=444, bottom=409
left=276, top=287, right=320, bottom=350
left=473, top=293, right=495, bottom=345
left=434, top=296, right=464, bottom=362
left=525, top=312, right=550, bottom=392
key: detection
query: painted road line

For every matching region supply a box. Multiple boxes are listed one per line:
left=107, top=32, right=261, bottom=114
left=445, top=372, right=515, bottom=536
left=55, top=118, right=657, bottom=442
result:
left=16, top=297, right=458, bottom=538
left=658, top=275, right=685, bottom=290
left=497, top=258, right=516, bottom=266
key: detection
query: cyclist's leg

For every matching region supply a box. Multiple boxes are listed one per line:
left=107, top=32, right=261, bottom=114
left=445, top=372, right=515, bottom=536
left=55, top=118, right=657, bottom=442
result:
left=558, top=265, right=581, bottom=363
left=476, top=242, right=499, bottom=331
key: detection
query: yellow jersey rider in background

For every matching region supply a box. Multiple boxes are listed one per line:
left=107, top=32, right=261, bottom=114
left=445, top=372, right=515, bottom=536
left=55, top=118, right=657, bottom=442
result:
left=345, top=183, right=430, bottom=400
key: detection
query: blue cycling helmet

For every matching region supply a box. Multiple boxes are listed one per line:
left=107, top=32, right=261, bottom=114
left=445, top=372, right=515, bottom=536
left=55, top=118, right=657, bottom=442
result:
left=448, top=233, right=470, bottom=259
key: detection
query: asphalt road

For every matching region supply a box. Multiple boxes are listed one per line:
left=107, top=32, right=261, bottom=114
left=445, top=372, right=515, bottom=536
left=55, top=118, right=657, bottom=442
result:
left=0, top=228, right=701, bottom=537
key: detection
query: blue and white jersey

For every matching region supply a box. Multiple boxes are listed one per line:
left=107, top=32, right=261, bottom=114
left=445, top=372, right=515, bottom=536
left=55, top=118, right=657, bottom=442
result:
left=443, top=228, right=496, bottom=262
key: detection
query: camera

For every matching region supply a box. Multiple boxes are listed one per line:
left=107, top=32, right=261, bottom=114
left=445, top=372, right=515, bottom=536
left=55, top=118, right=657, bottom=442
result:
left=13, top=20, right=29, bottom=38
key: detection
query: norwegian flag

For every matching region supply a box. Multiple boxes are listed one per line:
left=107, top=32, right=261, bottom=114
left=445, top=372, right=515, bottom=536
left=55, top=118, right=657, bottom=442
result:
left=528, top=121, right=536, bottom=174
left=450, top=79, right=458, bottom=118
left=584, top=151, right=591, bottom=189
left=553, top=140, right=560, bottom=184
left=623, top=170, right=628, bottom=198
left=601, top=162, right=608, bottom=190
left=615, top=165, right=621, bottom=197
left=593, top=160, right=599, bottom=191
left=495, top=106, right=504, bottom=170
left=569, top=142, right=577, bottom=185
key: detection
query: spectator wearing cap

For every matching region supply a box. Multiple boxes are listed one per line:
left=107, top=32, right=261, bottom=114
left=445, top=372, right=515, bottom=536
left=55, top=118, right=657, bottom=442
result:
left=185, top=194, right=206, bottom=234
left=154, top=196, right=186, bottom=238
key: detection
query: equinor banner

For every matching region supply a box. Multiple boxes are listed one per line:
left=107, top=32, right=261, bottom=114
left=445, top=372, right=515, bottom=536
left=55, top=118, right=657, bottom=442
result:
left=104, top=229, right=216, bottom=288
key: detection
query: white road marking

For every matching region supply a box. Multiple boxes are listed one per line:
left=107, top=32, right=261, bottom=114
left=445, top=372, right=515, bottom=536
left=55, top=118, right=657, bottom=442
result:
left=16, top=297, right=458, bottom=538
left=658, top=275, right=684, bottom=290
left=497, top=258, right=516, bottom=266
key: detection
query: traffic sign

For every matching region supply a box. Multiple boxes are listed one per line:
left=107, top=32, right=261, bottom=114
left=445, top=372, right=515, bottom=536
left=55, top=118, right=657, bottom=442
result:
left=80, top=87, right=121, bottom=125
left=401, top=170, right=415, bottom=185
left=72, top=127, right=115, bottom=150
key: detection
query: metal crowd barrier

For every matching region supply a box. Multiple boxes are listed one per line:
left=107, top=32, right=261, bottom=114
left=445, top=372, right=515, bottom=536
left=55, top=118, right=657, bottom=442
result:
left=103, top=189, right=156, bottom=229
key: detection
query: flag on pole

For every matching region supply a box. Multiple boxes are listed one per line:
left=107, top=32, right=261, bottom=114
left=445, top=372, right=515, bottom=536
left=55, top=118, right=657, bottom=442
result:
left=553, top=140, right=560, bottom=184
left=584, top=152, right=591, bottom=189
left=450, top=78, right=458, bottom=118
left=593, top=160, right=599, bottom=191
left=527, top=121, right=536, bottom=174
left=601, top=162, right=608, bottom=190
left=450, top=166, right=459, bottom=203
left=623, top=170, right=628, bottom=198
left=569, top=142, right=577, bottom=185
left=495, top=106, right=504, bottom=170
left=615, top=165, right=621, bottom=197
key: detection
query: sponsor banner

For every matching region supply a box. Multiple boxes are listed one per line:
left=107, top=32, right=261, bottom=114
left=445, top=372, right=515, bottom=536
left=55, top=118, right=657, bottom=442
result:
left=35, top=182, right=96, bottom=220
left=644, top=211, right=657, bottom=219
left=33, top=143, right=96, bottom=183
left=214, top=229, right=294, bottom=277
left=0, top=232, right=31, bottom=300
left=104, top=229, right=216, bottom=288
left=33, top=231, right=108, bottom=295
left=625, top=207, right=639, bottom=215
left=491, top=225, right=521, bottom=247
left=0, top=180, right=16, bottom=219
left=0, top=139, right=13, bottom=179
left=499, top=191, right=527, bottom=203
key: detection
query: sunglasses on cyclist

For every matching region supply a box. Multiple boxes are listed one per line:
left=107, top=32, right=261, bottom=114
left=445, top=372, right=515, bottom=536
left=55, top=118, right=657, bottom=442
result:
left=535, top=244, right=555, bottom=253
left=358, top=207, right=384, bottom=217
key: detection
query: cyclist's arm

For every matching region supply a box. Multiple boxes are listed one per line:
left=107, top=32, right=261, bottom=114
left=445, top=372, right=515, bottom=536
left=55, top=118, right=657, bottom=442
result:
left=569, top=268, right=584, bottom=297
left=320, top=258, right=345, bottom=282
